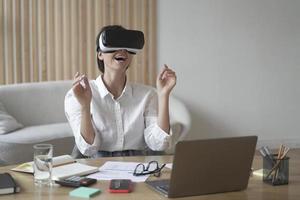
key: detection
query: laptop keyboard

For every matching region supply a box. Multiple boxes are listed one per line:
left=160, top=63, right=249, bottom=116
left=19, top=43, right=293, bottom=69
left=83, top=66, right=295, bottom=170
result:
left=146, top=179, right=170, bottom=195
left=157, top=184, right=169, bottom=193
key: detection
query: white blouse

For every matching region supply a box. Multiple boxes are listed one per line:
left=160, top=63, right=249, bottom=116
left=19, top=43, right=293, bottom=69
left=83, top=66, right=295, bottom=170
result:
left=64, top=76, right=171, bottom=156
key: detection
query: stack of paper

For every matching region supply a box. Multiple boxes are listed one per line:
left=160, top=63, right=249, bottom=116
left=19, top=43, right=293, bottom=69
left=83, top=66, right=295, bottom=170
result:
left=52, top=163, right=98, bottom=180
left=87, top=161, right=150, bottom=182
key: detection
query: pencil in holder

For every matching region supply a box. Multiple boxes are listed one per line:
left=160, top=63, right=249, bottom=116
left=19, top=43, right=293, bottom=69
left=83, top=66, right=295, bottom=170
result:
left=263, top=154, right=289, bottom=185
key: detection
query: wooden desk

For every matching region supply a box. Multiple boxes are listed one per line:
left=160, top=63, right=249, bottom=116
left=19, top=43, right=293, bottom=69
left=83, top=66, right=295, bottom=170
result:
left=1, top=150, right=300, bottom=200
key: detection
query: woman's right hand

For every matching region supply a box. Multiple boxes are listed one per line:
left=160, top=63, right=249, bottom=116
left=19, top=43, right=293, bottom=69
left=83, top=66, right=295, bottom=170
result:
left=72, top=72, right=92, bottom=108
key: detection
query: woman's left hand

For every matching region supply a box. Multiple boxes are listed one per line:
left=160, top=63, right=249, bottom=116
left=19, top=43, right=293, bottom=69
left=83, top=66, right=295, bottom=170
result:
left=156, top=64, right=177, bottom=96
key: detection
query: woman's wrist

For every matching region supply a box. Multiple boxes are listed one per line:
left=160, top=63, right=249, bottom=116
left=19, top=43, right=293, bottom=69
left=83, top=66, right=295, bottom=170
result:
left=157, top=90, right=171, bottom=99
left=81, top=105, right=91, bottom=113
left=158, top=95, right=169, bottom=105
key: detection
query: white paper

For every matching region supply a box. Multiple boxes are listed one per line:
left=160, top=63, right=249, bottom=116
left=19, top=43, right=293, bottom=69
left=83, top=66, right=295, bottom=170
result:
left=87, top=170, right=149, bottom=182
left=87, top=161, right=152, bottom=182
left=166, top=163, right=173, bottom=169
left=52, top=155, right=75, bottom=166
left=99, top=161, right=141, bottom=172
left=52, top=163, right=98, bottom=180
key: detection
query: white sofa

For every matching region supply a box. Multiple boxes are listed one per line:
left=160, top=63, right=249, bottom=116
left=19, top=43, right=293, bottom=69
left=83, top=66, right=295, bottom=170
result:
left=0, top=80, right=191, bottom=165
left=0, top=81, right=74, bottom=165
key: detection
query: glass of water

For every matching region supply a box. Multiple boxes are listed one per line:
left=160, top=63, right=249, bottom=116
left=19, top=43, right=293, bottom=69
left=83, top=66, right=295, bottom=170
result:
left=33, top=144, right=53, bottom=186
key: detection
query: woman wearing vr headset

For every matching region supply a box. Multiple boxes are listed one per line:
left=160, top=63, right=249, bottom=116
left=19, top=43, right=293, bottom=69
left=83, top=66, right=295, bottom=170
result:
left=65, top=25, right=176, bottom=157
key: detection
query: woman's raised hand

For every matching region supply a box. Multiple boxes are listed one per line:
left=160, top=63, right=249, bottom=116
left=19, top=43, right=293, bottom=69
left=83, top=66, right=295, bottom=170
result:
left=156, top=64, right=177, bottom=97
left=72, top=72, right=92, bottom=108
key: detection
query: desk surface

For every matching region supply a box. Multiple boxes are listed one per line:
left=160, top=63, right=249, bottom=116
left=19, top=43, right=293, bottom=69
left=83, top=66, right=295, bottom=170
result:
left=1, top=149, right=300, bottom=200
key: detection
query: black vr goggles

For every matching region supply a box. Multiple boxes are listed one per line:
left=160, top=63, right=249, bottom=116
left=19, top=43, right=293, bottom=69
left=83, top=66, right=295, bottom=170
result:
left=98, top=29, right=145, bottom=54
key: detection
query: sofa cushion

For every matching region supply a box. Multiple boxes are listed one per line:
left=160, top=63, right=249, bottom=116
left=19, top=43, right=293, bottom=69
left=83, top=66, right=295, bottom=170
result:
left=0, top=81, right=72, bottom=126
left=0, top=122, right=75, bottom=165
left=0, top=101, right=23, bottom=134
left=0, top=137, right=75, bottom=165
left=0, top=123, right=73, bottom=143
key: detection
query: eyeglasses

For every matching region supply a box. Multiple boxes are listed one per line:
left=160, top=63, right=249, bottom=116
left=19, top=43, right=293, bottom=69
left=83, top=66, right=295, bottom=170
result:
left=133, top=161, right=166, bottom=177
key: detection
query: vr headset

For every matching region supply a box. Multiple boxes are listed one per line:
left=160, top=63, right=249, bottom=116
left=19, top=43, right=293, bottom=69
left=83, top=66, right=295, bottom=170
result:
left=98, top=29, right=145, bottom=54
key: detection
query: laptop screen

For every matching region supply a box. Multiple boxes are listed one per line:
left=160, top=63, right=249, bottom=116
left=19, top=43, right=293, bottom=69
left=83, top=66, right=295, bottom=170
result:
left=165, top=136, right=257, bottom=198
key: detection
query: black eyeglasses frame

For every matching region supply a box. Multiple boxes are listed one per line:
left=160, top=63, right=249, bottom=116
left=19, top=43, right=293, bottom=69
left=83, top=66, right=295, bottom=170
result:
left=133, top=161, right=166, bottom=177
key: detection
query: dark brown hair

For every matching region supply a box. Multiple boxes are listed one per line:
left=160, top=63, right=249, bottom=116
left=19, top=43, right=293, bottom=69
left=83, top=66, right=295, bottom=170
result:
left=96, top=25, right=126, bottom=73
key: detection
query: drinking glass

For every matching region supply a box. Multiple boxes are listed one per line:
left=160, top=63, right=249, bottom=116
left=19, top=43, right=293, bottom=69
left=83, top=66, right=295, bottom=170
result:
left=33, top=144, right=53, bottom=186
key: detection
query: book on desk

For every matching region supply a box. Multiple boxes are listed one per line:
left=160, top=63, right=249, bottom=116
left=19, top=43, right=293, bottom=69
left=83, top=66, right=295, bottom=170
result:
left=0, top=173, right=20, bottom=195
left=11, top=155, right=98, bottom=180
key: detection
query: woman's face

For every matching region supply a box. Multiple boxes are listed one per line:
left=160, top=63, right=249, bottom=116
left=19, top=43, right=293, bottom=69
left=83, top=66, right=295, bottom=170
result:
left=98, top=49, right=133, bottom=73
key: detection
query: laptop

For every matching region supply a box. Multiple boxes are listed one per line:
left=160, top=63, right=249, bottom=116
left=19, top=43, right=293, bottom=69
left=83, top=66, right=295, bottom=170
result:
left=145, top=136, right=257, bottom=198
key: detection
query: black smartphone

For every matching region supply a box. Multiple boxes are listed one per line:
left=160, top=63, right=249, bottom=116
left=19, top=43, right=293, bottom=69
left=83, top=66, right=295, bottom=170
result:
left=55, top=176, right=97, bottom=187
left=109, top=179, right=133, bottom=193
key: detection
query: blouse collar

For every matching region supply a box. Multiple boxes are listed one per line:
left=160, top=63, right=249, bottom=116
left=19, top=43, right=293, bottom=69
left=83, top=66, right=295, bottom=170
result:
left=96, top=75, right=132, bottom=100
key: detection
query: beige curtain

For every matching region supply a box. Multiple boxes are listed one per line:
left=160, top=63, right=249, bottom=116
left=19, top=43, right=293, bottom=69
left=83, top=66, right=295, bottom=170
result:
left=0, top=0, right=157, bottom=86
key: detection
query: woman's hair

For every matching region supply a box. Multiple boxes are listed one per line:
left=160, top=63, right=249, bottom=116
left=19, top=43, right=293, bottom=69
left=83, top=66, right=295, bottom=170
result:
left=96, top=25, right=126, bottom=73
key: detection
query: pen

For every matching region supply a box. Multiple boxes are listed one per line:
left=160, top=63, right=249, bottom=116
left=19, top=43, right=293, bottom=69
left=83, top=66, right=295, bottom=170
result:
left=274, top=145, right=284, bottom=181
left=273, top=146, right=290, bottom=183
left=266, top=146, right=289, bottom=180
left=263, top=146, right=274, bottom=159
left=259, top=147, right=275, bottom=165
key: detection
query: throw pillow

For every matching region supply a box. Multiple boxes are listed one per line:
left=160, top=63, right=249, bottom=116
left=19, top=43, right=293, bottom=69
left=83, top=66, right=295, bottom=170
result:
left=0, top=101, right=23, bottom=134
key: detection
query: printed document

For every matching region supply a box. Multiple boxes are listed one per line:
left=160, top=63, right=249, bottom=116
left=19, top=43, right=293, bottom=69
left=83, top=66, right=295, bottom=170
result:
left=87, top=161, right=152, bottom=182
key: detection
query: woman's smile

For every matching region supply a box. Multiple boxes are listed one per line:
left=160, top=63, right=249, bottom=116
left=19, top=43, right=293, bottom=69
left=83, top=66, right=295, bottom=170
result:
left=114, top=53, right=128, bottom=63
left=112, top=51, right=131, bottom=65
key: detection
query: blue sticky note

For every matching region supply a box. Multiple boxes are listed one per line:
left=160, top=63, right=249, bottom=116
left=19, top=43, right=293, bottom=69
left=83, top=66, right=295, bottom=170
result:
left=69, top=187, right=101, bottom=198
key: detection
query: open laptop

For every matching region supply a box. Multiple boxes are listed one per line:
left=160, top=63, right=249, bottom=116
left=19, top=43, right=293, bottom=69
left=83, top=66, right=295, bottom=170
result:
left=145, top=136, right=257, bottom=198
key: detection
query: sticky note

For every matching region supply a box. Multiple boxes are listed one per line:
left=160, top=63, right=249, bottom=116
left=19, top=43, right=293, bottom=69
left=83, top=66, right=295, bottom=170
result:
left=69, top=187, right=101, bottom=198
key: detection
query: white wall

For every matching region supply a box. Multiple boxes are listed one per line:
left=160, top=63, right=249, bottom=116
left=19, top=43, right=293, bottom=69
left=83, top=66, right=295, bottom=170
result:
left=157, top=0, right=300, bottom=148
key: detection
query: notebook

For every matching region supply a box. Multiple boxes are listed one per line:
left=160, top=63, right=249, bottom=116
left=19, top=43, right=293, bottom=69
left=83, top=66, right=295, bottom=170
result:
left=0, top=173, right=20, bottom=195
left=51, top=163, right=98, bottom=180
left=11, top=154, right=76, bottom=174
left=145, top=136, right=257, bottom=198
left=11, top=155, right=98, bottom=180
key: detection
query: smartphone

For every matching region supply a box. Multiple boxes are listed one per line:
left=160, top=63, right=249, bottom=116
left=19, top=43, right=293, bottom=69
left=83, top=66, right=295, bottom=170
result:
left=109, top=179, right=133, bottom=193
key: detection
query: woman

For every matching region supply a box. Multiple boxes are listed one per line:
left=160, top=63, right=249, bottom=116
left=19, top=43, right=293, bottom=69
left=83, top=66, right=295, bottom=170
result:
left=65, top=25, right=176, bottom=157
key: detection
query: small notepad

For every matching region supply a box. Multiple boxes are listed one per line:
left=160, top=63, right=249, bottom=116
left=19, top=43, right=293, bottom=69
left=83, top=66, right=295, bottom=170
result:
left=69, top=187, right=101, bottom=198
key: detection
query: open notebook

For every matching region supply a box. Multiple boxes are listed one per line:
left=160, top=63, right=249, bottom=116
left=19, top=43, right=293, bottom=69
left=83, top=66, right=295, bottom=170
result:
left=11, top=155, right=98, bottom=180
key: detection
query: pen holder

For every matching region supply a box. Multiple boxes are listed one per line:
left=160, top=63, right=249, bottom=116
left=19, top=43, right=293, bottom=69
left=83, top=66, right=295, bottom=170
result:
left=263, top=154, right=289, bottom=186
